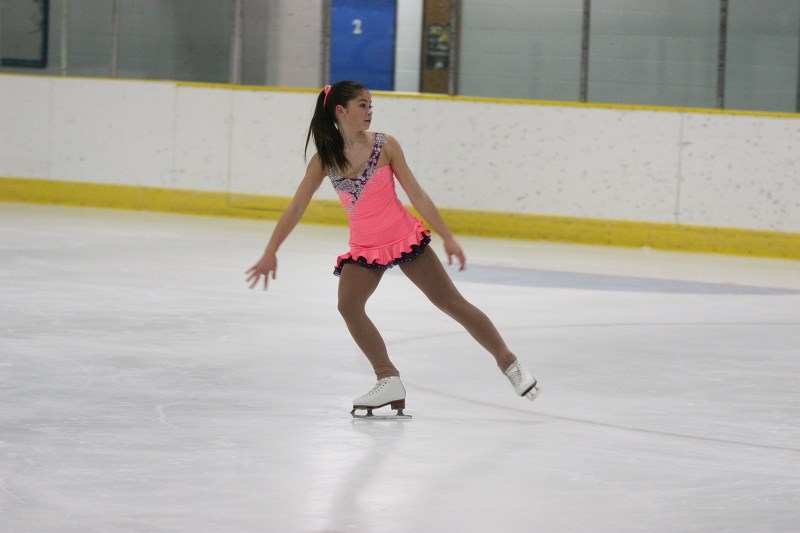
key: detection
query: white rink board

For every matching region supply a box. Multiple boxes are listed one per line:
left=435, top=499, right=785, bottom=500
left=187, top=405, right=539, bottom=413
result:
left=680, top=112, right=800, bottom=232
left=49, top=78, right=175, bottom=185
left=380, top=98, right=683, bottom=222
left=1, top=74, right=799, bottom=231
left=171, top=85, right=232, bottom=191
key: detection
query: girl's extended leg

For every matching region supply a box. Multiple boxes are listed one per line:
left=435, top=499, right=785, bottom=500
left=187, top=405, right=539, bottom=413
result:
left=399, top=248, right=517, bottom=371
left=337, top=263, right=399, bottom=380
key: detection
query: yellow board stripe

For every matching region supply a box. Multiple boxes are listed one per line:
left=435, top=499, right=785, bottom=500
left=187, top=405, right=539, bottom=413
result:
left=0, top=176, right=348, bottom=225
left=1, top=176, right=798, bottom=260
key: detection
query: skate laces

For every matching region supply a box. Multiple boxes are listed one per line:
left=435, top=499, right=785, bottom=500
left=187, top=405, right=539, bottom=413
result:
left=506, top=361, right=527, bottom=385
left=364, top=378, right=391, bottom=397
left=504, top=361, right=540, bottom=402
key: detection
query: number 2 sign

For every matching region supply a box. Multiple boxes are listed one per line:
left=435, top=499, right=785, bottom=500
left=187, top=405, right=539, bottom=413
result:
left=330, top=0, right=397, bottom=90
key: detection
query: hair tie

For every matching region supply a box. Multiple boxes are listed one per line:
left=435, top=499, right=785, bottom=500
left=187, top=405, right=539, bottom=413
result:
left=322, top=84, right=332, bottom=107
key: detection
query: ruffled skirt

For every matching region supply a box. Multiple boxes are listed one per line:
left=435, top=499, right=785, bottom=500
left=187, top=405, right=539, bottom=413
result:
left=333, top=223, right=431, bottom=277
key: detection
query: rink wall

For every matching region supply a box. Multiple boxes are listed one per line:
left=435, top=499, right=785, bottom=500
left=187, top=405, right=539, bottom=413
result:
left=1, top=74, right=799, bottom=259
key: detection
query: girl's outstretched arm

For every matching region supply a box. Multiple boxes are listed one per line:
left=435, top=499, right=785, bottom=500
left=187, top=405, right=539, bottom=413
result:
left=386, top=134, right=466, bottom=271
left=246, top=154, right=327, bottom=289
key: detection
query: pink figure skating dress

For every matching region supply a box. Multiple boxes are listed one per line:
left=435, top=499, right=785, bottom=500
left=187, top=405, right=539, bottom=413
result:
left=329, top=133, right=431, bottom=276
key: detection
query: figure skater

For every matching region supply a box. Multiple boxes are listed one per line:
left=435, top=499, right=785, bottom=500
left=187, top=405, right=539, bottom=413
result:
left=246, top=81, right=539, bottom=417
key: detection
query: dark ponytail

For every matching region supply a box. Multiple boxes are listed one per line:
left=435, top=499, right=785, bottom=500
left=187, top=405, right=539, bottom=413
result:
left=305, top=80, right=367, bottom=173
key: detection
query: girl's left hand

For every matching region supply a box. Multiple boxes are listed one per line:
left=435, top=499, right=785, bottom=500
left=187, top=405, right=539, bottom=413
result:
left=443, top=237, right=466, bottom=271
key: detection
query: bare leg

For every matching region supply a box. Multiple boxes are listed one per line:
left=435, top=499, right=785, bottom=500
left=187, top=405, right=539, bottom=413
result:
left=337, top=263, right=399, bottom=380
left=399, top=248, right=517, bottom=371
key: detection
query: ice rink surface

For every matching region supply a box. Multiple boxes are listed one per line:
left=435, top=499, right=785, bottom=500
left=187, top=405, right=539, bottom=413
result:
left=1, top=202, right=799, bottom=532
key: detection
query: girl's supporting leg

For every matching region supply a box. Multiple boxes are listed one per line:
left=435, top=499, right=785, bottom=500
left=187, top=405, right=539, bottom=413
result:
left=337, top=263, right=399, bottom=380
left=399, top=248, right=517, bottom=371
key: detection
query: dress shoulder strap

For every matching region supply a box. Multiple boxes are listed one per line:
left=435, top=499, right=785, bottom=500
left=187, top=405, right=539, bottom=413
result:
left=364, top=133, right=385, bottom=174
left=328, top=132, right=385, bottom=180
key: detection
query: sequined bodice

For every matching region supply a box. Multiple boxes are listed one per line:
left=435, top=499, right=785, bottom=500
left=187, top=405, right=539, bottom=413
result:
left=329, top=133, right=385, bottom=213
left=326, top=131, right=429, bottom=276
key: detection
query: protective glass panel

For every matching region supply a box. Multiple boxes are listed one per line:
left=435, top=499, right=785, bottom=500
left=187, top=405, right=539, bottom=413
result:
left=725, top=0, right=800, bottom=113
left=459, top=0, right=583, bottom=101
left=588, top=0, right=719, bottom=108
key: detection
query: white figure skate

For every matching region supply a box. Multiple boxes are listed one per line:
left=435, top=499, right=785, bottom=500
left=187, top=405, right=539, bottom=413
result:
left=504, top=360, right=541, bottom=401
left=351, top=376, right=412, bottom=419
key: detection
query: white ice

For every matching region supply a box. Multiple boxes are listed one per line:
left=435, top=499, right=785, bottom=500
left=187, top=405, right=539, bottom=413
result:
left=1, top=203, right=799, bottom=532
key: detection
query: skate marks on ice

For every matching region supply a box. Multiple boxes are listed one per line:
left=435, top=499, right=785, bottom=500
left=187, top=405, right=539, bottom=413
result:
left=408, top=383, right=800, bottom=454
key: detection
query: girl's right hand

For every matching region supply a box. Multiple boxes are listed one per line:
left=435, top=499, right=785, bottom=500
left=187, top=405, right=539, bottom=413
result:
left=246, top=251, right=278, bottom=290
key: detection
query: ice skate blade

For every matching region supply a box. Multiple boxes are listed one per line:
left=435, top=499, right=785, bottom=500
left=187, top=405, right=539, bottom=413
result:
left=350, top=408, right=412, bottom=420
left=523, top=384, right=541, bottom=402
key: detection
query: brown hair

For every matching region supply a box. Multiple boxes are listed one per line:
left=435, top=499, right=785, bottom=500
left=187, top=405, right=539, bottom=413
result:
left=305, top=80, right=367, bottom=172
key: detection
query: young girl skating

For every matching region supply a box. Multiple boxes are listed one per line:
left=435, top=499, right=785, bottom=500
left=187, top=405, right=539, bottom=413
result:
left=246, top=81, right=539, bottom=418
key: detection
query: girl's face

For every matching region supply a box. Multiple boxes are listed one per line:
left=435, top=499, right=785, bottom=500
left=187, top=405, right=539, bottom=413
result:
left=337, top=90, right=373, bottom=131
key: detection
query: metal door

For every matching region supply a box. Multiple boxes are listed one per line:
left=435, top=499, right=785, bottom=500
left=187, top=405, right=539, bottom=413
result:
left=330, top=0, right=397, bottom=90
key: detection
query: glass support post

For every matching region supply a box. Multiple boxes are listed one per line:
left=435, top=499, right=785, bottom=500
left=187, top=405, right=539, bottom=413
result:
left=229, top=0, right=243, bottom=85
left=110, top=0, right=119, bottom=77
left=580, top=0, right=591, bottom=102
left=716, top=0, right=728, bottom=109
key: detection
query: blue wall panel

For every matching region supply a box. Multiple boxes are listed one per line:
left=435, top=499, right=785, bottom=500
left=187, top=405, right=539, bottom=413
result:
left=330, top=0, right=397, bottom=90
